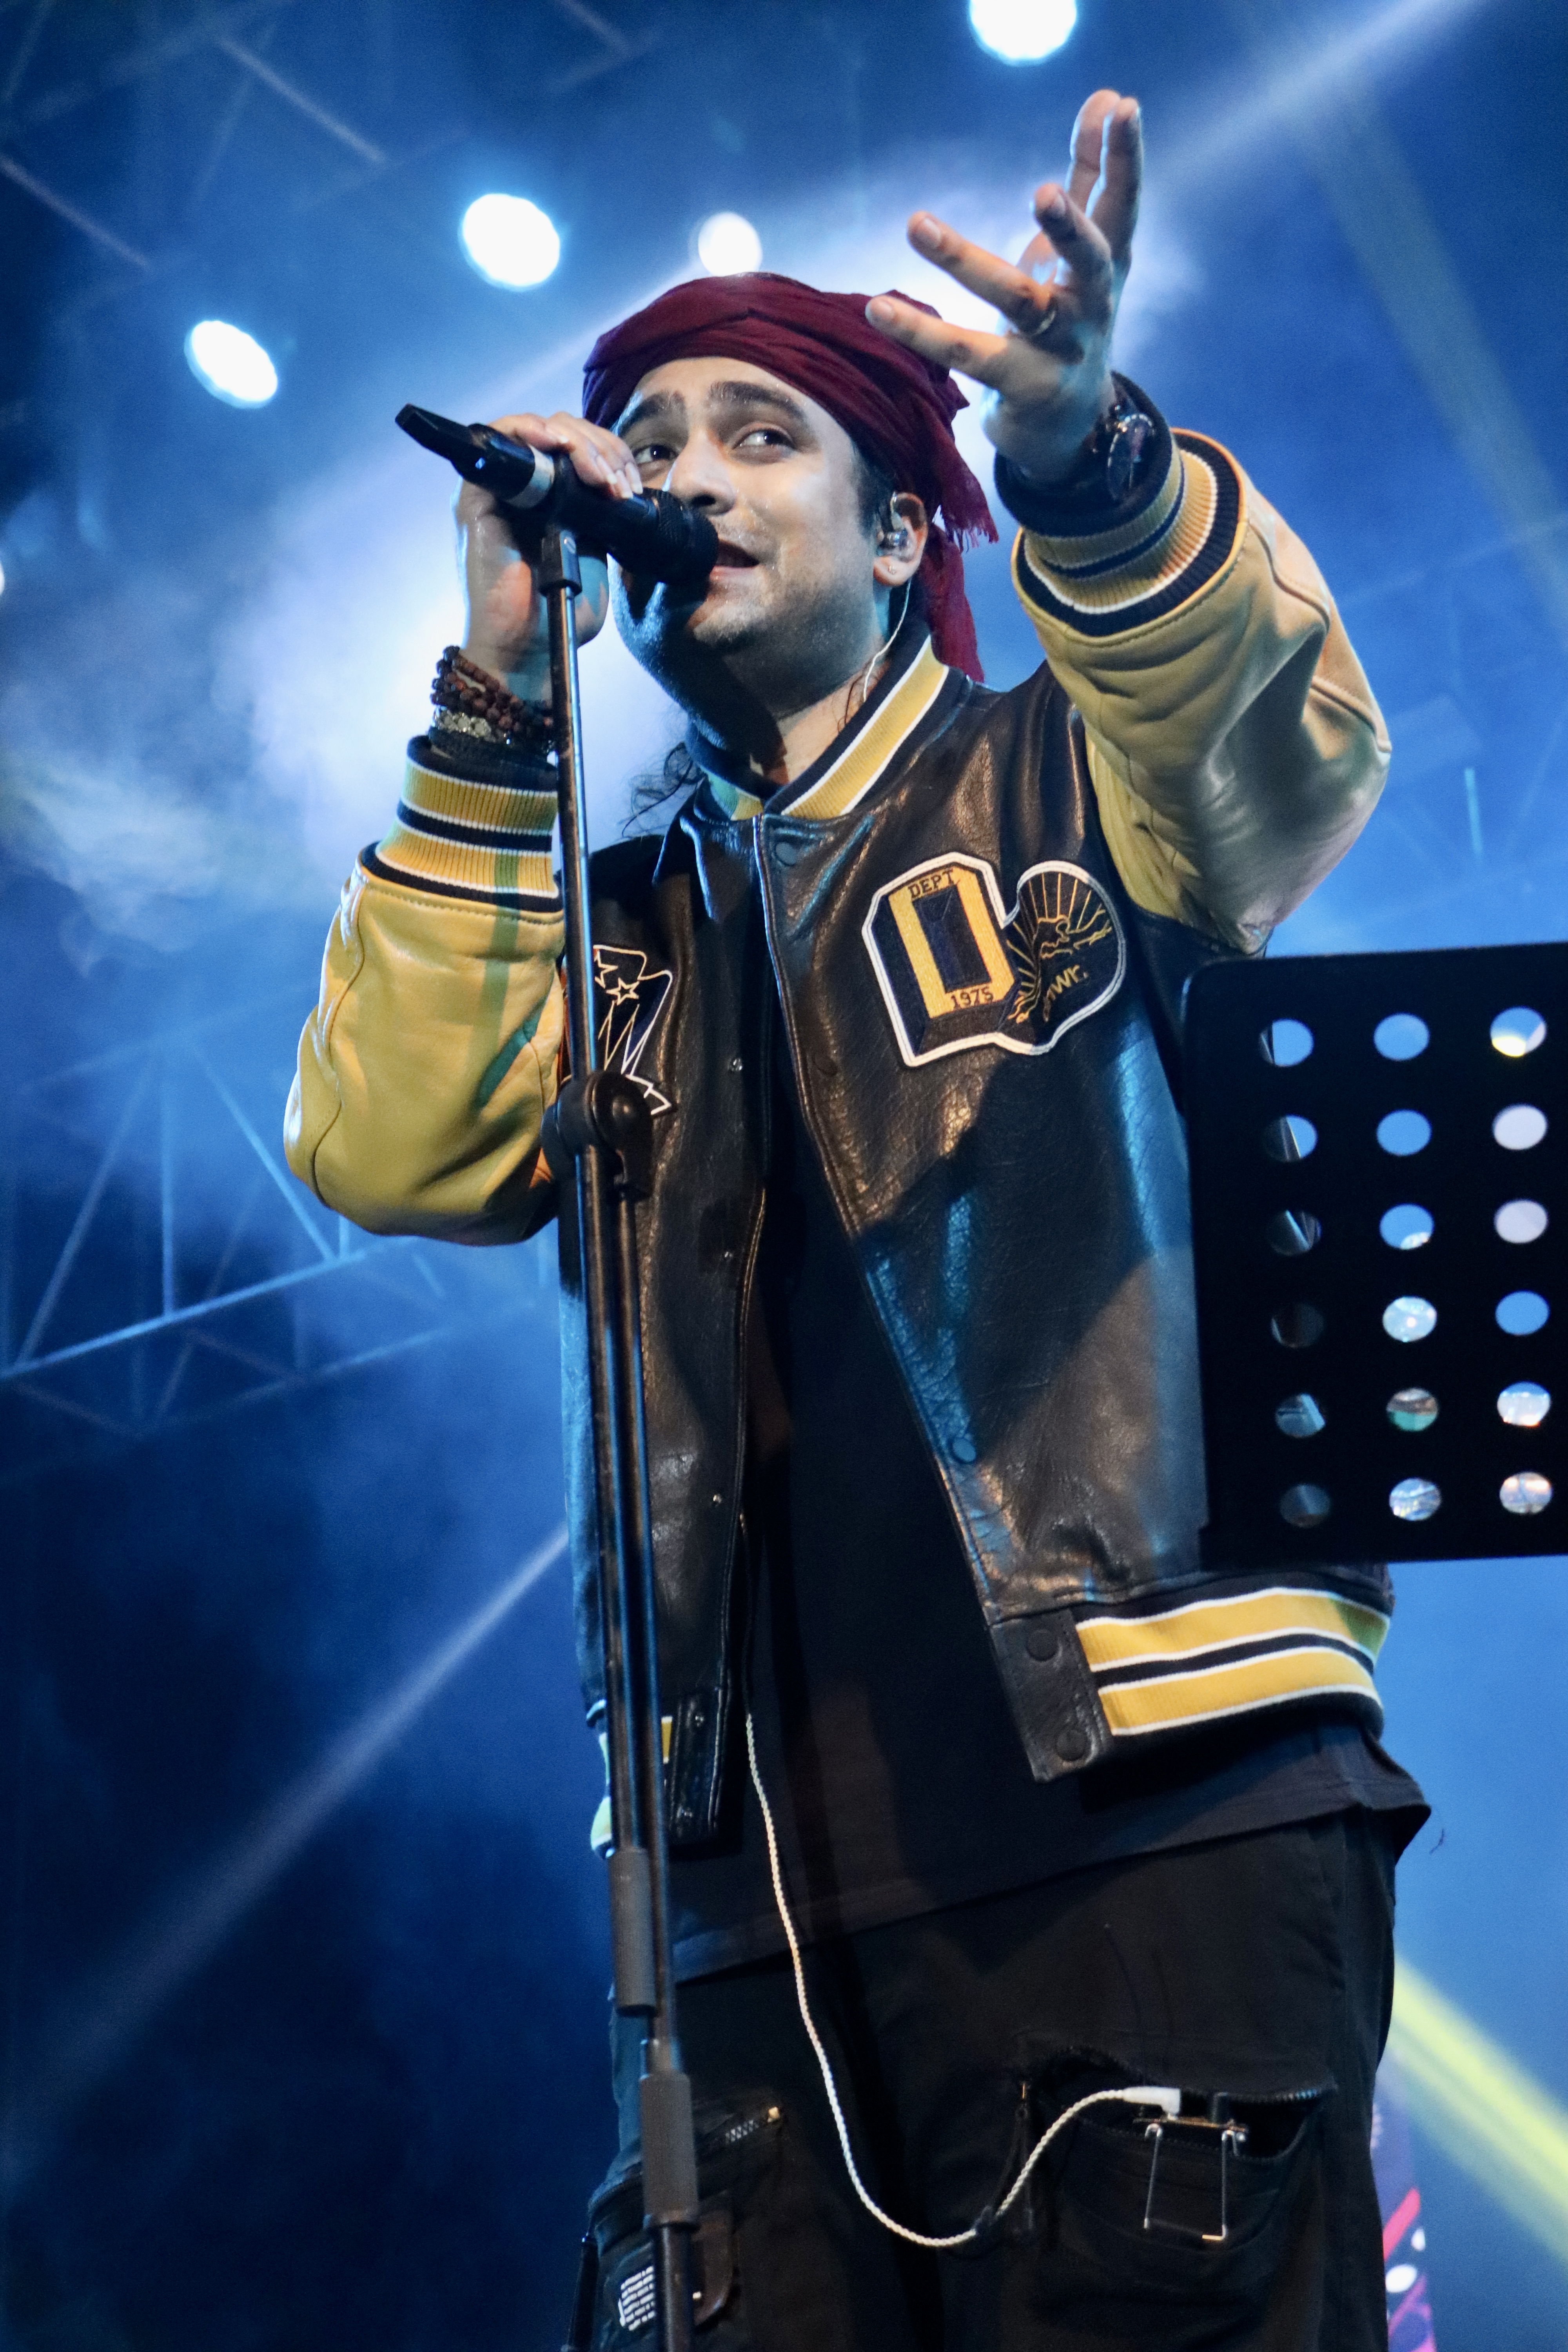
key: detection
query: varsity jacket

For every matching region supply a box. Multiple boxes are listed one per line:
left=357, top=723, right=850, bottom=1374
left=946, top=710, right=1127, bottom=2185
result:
left=286, top=420, right=1396, bottom=1840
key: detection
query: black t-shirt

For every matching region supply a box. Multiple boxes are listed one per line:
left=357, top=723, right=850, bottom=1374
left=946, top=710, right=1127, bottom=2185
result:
left=667, top=947, right=1427, bottom=1983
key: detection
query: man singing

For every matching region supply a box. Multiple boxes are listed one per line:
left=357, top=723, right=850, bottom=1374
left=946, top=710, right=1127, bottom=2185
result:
left=288, top=90, right=1425, bottom=2350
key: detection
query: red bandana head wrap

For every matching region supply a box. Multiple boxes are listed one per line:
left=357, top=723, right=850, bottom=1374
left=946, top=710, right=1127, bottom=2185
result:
left=582, top=271, right=997, bottom=680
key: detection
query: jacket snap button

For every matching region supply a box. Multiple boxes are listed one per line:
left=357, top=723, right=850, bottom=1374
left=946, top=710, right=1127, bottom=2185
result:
left=1025, top=1624, right=1058, bottom=1662
left=774, top=838, right=800, bottom=866
left=1054, top=1724, right=1089, bottom=1762
left=951, top=1436, right=977, bottom=1463
left=814, top=1051, right=838, bottom=1078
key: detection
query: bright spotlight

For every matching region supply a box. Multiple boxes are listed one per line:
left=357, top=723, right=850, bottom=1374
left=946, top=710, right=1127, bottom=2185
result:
left=696, top=210, right=762, bottom=275
left=968, top=0, right=1077, bottom=63
left=461, top=193, right=561, bottom=289
left=183, top=319, right=278, bottom=408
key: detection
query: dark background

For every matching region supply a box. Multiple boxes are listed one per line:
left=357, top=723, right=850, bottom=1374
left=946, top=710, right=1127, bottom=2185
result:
left=0, top=0, right=1564, bottom=2344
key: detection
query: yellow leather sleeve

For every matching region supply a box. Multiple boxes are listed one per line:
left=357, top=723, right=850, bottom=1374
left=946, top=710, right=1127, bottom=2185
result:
left=1012, top=433, right=1390, bottom=950
left=284, top=862, right=565, bottom=1243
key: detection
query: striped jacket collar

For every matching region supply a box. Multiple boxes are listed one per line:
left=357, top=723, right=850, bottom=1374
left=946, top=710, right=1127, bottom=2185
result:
left=688, top=632, right=955, bottom=826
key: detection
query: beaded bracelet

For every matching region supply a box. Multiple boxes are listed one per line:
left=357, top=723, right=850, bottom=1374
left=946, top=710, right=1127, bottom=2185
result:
left=431, top=645, right=555, bottom=758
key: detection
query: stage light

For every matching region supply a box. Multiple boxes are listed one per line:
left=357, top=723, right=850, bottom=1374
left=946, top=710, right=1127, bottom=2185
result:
left=461, top=193, right=561, bottom=288
left=968, top=0, right=1077, bottom=62
left=696, top=210, right=762, bottom=275
left=183, top=320, right=278, bottom=408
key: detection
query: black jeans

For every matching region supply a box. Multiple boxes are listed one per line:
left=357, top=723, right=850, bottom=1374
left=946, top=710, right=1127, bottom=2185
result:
left=584, top=1811, right=1399, bottom=2350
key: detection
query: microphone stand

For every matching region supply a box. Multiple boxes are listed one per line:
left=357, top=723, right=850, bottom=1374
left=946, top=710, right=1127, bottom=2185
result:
left=539, top=526, right=699, bottom=2352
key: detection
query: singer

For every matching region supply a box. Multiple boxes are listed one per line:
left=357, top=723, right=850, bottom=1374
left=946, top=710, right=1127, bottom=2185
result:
left=287, top=92, right=1426, bottom=2350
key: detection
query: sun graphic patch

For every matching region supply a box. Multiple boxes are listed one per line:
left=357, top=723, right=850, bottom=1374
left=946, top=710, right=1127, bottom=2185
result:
left=862, top=854, right=1125, bottom=1066
left=593, top=943, right=673, bottom=1113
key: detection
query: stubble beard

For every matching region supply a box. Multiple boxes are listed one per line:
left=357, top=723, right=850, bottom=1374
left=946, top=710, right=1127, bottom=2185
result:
left=614, top=561, right=880, bottom=753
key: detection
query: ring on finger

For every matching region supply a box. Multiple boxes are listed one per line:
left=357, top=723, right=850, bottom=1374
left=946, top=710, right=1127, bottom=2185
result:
left=1016, top=297, right=1059, bottom=347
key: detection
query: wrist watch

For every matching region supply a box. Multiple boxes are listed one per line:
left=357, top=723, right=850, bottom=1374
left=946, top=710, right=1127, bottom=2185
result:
left=1068, top=391, right=1157, bottom=503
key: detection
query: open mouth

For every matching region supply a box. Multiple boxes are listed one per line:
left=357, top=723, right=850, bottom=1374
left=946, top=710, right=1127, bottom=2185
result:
left=710, top=539, right=759, bottom=569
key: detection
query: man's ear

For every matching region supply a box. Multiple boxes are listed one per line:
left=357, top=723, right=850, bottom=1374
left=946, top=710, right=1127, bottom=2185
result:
left=872, top=492, right=929, bottom=588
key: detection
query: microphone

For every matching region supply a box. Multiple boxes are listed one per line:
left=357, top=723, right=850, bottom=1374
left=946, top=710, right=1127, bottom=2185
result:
left=396, top=405, right=718, bottom=586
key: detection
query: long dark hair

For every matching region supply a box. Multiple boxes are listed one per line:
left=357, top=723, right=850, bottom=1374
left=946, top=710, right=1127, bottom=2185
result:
left=623, top=739, right=706, bottom=834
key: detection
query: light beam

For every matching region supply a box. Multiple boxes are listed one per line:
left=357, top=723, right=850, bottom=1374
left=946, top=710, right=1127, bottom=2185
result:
left=1, top=1524, right=568, bottom=2194
left=1389, top=1960, right=1568, bottom=2265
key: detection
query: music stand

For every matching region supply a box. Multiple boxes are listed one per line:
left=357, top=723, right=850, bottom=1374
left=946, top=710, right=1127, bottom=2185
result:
left=1184, top=942, right=1564, bottom=1569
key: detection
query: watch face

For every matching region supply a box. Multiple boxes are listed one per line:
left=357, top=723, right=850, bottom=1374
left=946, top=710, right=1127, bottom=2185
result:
left=1105, top=411, right=1154, bottom=501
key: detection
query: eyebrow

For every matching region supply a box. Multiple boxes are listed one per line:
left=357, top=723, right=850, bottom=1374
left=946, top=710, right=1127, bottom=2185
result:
left=617, top=389, right=685, bottom=439
left=705, top=380, right=815, bottom=433
left=617, top=380, right=816, bottom=441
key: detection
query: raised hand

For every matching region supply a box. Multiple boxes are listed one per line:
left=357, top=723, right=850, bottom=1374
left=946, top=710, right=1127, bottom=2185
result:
left=457, top=409, right=638, bottom=694
left=867, top=91, right=1142, bottom=485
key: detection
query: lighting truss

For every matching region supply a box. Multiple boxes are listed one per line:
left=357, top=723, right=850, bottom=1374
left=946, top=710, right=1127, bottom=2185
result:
left=0, top=0, right=656, bottom=283
left=0, top=993, right=555, bottom=1475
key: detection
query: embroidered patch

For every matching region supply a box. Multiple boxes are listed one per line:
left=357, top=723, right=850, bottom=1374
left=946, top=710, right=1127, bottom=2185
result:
left=594, top=944, right=673, bottom=1113
left=862, top=855, right=1125, bottom=1066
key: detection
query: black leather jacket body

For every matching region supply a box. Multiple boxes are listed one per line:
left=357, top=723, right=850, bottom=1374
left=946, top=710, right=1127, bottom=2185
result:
left=558, top=660, right=1392, bottom=1843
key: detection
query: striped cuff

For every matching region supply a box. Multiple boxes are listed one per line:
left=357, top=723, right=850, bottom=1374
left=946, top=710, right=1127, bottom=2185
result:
left=1013, top=432, right=1245, bottom=639
left=1077, top=1581, right=1388, bottom=1742
left=993, top=375, right=1173, bottom=538
left=362, top=736, right=559, bottom=909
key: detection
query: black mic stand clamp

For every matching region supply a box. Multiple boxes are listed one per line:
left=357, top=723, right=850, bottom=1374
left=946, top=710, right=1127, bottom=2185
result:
left=537, top=527, right=700, bottom=2352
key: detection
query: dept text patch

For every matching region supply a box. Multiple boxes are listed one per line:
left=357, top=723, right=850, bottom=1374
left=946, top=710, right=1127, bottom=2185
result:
left=862, top=854, right=1125, bottom=1066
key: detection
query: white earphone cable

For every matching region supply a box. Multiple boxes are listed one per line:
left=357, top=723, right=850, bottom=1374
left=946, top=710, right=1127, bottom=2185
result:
left=850, top=552, right=913, bottom=714
left=743, top=1709, right=1179, bottom=2252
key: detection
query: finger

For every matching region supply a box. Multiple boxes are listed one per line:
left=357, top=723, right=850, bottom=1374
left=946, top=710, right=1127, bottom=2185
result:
left=1087, top=96, right=1142, bottom=266
left=906, top=211, right=1057, bottom=334
left=483, top=409, right=597, bottom=492
left=866, top=295, right=1014, bottom=388
left=539, top=412, right=642, bottom=499
left=486, top=410, right=640, bottom=499
left=1029, top=184, right=1114, bottom=304
left=488, top=410, right=563, bottom=448
left=1065, top=89, right=1123, bottom=213
left=547, top=412, right=643, bottom=497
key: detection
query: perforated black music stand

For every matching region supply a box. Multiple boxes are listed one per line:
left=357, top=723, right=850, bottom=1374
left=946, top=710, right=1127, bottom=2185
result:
left=1185, top=942, right=1565, bottom=1568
